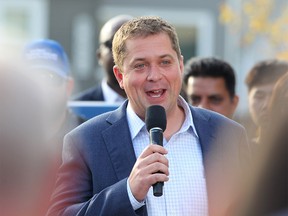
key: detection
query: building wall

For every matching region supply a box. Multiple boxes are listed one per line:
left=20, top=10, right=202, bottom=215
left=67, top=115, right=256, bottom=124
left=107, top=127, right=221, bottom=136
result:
left=48, top=0, right=226, bottom=94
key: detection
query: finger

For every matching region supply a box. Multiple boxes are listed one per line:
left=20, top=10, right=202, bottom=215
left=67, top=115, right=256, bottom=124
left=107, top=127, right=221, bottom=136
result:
left=147, top=172, right=169, bottom=185
left=129, top=162, right=169, bottom=192
left=146, top=152, right=169, bottom=167
left=143, top=161, right=169, bottom=176
left=139, top=144, right=168, bottom=159
left=136, top=152, right=169, bottom=172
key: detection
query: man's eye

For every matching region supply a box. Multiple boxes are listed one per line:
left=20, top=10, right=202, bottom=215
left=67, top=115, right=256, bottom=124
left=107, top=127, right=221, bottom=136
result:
left=135, top=63, right=145, bottom=69
left=210, top=97, right=223, bottom=104
left=190, top=96, right=201, bottom=105
left=161, top=60, right=170, bottom=65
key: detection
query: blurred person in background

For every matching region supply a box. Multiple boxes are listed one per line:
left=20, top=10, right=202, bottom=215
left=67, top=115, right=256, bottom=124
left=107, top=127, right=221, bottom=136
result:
left=9, top=39, right=84, bottom=215
left=73, top=14, right=133, bottom=103
left=234, top=72, right=288, bottom=216
left=0, top=60, right=48, bottom=216
left=183, top=57, right=239, bottom=119
left=245, top=59, right=288, bottom=149
left=23, top=39, right=84, bottom=157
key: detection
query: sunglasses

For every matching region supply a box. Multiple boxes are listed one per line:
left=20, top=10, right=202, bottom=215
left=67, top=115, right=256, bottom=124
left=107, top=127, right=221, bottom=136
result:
left=101, top=40, right=113, bottom=49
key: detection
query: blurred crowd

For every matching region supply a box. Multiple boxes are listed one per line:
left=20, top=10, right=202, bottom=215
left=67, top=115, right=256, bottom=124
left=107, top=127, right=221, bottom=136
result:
left=0, top=14, right=287, bottom=216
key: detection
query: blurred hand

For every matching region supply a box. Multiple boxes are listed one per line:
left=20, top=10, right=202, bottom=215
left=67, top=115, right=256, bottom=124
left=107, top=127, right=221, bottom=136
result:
left=128, top=144, right=169, bottom=201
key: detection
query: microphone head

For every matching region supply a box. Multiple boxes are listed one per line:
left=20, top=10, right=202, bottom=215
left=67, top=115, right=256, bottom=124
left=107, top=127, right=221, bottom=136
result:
left=145, top=105, right=167, bottom=131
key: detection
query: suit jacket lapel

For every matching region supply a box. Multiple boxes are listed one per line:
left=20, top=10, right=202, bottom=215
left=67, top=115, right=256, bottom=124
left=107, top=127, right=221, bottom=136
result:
left=101, top=101, right=148, bottom=215
left=101, top=104, right=224, bottom=216
left=103, top=104, right=219, bottom=182
left=191, top=107, right=235, bottom=215
left=102, top=101, right=137, bottom=181
left=190, top=106, right=217, bottom=167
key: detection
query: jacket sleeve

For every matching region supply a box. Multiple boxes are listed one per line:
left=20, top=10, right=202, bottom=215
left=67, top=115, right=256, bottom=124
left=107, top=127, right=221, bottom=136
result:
left=46, top=134, right=145, bottom=216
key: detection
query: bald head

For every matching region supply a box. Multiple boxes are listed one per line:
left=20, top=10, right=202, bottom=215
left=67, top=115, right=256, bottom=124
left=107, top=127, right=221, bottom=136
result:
left=99, top=15, right=134, bottom=44
left=97, top=15, right=133, bottom=98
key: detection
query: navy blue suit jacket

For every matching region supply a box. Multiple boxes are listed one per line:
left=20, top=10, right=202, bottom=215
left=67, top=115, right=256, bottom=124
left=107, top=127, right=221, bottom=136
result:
left=73, top=85, right=104, bottom=101
left=47, top=101, right=250, bottom=216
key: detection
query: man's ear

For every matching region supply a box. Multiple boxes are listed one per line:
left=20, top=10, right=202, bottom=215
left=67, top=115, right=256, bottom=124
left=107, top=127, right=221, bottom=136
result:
left=179, top=55, right=184, bottom=75
left=231, top=94, right=239, bottom=113
left=113, top=65, right=124, bottom=89
left=96, top=48, right=102, bottom=66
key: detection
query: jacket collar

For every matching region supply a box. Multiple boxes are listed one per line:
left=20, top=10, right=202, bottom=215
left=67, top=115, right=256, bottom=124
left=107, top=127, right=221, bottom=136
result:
left=102, top=101, right=136, bottom=181
left=102, top=101, right=217, bottom=179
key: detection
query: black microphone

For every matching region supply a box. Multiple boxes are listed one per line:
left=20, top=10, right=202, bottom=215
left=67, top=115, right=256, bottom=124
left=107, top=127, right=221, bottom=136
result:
left=145, top=105, right=167, bottom=197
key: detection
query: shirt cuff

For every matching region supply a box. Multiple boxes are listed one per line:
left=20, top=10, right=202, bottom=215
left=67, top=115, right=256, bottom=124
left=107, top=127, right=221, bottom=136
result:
left=126, top=178, right=145, bottom=210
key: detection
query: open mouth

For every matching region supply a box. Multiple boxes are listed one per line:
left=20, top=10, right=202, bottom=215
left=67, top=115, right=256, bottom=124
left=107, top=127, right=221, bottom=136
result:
left=146, top=89, right=166, bottom=98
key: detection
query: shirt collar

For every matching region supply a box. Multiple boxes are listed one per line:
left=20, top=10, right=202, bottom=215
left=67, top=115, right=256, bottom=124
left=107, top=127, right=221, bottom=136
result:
left=126, top=103, right=146, bottom=140
left=101, top=79, right=125, bottom=103
left=126, top=96, right=199, bottom=140
left=177, top=96, right=199, bottom=137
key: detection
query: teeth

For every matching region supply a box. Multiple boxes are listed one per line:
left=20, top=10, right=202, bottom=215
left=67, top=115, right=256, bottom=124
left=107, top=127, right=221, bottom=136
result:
left=149, top=90, right=163, bottom=98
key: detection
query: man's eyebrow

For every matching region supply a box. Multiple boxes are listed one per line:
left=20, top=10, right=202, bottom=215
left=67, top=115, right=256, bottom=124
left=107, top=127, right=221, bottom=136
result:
left=127, top=58, right=146, bottom=66
left=129, top=54, right=174, bottom=64
left=208, top=95, right=223, bottom=99
left=159, top=54, right=173, bottom=59
left=130, top=57, right=146, bottom=62
left=190, top=93, right=201, bottom=96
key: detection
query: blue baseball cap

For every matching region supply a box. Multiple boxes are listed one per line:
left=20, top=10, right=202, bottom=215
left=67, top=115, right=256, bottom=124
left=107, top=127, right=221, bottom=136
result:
left=23, top=39, right=70, bottom=78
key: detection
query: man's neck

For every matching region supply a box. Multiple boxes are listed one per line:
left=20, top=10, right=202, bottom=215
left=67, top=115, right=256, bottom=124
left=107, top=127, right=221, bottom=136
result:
left=164, top=105, right=185, bottom=141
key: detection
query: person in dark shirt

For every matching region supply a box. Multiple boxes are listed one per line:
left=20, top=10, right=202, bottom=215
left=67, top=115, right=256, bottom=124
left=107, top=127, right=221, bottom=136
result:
left=73, top=14, right=133, bottom=103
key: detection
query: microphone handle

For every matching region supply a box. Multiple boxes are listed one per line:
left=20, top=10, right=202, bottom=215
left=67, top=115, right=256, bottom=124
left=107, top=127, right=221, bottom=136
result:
left=149, top=127, right=164, bottom=197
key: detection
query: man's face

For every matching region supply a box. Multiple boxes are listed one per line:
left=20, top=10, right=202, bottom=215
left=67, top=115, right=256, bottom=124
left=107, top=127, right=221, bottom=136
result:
left=186, top=77, right=238, bottom=118
left=98, top=19, right=129, bottom=87
left=30, top=70, right=72, bottom=122
left=248, top=83, right=275, bottom=128
left=113, top=33, right=184, bottom=119
left=98, top=39, right=115, bottom=82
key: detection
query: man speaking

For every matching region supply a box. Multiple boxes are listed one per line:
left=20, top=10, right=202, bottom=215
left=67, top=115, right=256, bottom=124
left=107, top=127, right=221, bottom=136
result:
left=47, top=16, right=250, bottom=216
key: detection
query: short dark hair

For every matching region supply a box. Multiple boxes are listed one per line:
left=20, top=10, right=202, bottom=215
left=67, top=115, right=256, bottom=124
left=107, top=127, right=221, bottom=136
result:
left=245, top=59, right=288, bottom=92
left=183, top=57, right=236, bottom=98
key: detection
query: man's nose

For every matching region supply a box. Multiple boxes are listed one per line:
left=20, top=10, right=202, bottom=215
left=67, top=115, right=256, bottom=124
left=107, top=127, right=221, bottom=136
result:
left=198, top=99, right=210, bottom=110
left=262, top=95, right=271, bottom=111
left=147, top=65, right=162, bottom=81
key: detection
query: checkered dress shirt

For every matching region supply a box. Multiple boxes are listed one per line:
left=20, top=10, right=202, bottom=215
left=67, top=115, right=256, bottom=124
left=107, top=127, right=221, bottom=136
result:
left=126, top=97, right=208, bottom=216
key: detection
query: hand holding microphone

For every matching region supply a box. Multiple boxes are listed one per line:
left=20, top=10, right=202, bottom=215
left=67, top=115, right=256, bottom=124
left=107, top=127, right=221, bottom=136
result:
left=128, top=105, right=168, bottom=201
left=145, top=105, right=167, bottom=197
